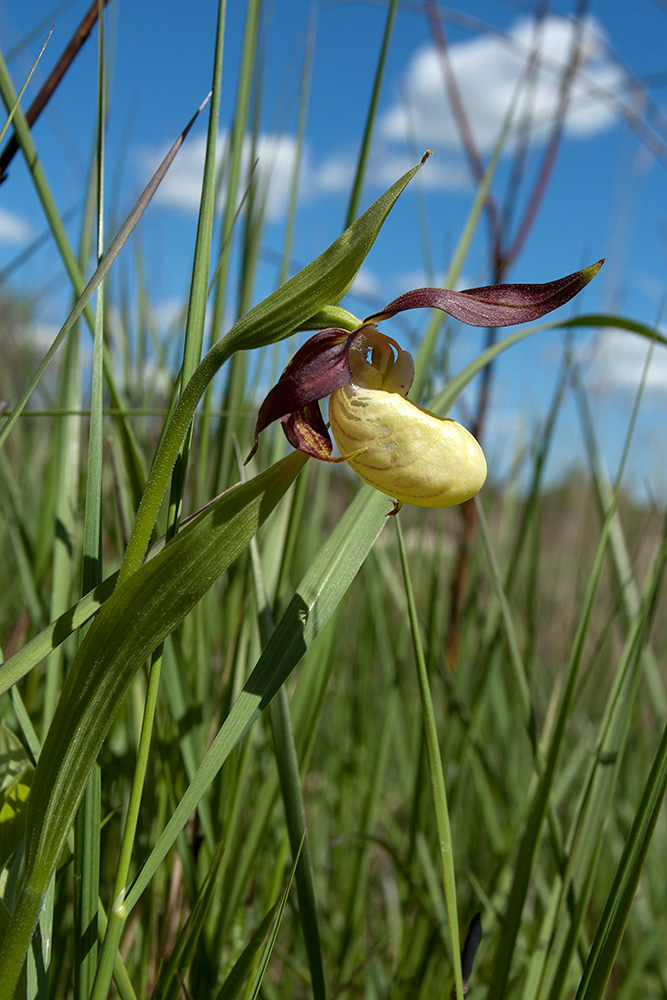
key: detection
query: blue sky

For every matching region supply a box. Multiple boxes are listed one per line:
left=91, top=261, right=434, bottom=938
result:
left=1, top=0, right=666, bottom=500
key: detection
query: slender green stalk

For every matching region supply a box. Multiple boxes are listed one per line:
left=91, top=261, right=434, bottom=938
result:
left=92, top=12, right=228, bottom=990
left=395, top=517, right=464, bottom=1000
left=246, top=458, right=327, bottom=1000
left=89, top=648, right=163, bottom=1000
left=167, top=0, right=226, bottom=531
left=0, top=26, right=52, bottom=146
left=575, top=618, right=667, bottom=1000
left=344, top=0, right=398, bottom=227
left=73, top=11, right=106, bottom=994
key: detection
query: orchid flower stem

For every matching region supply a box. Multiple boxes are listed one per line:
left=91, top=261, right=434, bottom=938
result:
left=243, top=467, right=327, bottom=1000
left=395, top=516, right=464, bottom=1000
left=89, top=647, right=164, bottom=1000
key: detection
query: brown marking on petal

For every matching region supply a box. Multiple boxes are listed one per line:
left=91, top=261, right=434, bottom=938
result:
left=281, top=402, right=332, bottom=460
left=364, top=260, right=604, bottom=328
left=281, top=403, right=354, bottom=463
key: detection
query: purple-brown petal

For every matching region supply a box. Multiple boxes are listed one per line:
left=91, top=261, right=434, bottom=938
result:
left=364, top=260, right=604, bottom=329
left=246, top=327, right=360, bottom=462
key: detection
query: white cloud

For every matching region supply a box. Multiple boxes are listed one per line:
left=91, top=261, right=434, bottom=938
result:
left=375, top=152, right=469, bottom=190
left=27, top=321, right=59, bottom=353
left=587, top=328, right=667, bottom=400
left=391, top=268, right=474, bottom=293
left=153, top=297, right=187, bottom=332
left=307, top=148, right=470, bottom=198
left=150, top=131, right=306, bottom=222
left=0, top=207, right=31, bottom=244
left=144, top=14, right=628, bottom=216
left=312, top=152, right=355, bottom=194
left=380, top=15, right=626, bottom=155
left=347, top=265, right=382, bottom=300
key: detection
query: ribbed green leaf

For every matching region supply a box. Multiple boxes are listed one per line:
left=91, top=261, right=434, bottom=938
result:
left=0, top=451, right=307, bottom=1000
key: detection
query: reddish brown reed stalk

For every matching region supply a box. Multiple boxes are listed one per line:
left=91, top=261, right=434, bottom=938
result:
left=0, top=0, right=113, bottom=183
left=423, top=0, right=593, bottom=665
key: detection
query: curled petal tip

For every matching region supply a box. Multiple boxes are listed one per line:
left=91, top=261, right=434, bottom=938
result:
left=583, top=258, right=605, bottom=282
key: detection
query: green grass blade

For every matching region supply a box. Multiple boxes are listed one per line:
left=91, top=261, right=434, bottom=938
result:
left=0, top=26, right=52, bottom=146
left=247, top=518, right=327, bottom=1000
left=151, top=837, right=227, bottom=1000
left=40, top=148, right=97, bottom=729
left=216, top=836, right=303, bottom=1000
left=167, top=0, right=226, bottom=529
left=576, top=375, right=667, bottom=716
left=73, top=11, right=107, bottom=992
left=245, top=839, right=303, bottom=1000
left=267, top=691, right=326, bottom=998
left=575, top=630, right=667, bottom=1000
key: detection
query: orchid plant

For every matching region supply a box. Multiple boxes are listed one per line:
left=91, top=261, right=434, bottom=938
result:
left=248, top=260, right=603, bottom=509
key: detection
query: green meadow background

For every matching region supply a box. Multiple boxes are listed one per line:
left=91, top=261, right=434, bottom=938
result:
left=0, top=2, right=666, bottom=999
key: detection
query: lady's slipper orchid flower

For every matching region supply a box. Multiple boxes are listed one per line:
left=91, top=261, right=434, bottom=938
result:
left=248, top=260, right=603, bottom=508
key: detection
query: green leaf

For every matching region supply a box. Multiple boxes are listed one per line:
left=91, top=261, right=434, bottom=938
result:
left=0, top=451, right=307, bottom=1000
